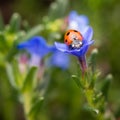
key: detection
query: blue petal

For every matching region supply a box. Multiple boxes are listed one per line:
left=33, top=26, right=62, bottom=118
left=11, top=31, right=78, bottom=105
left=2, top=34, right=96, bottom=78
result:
left=83, top=26, right=93, bottom=42
left=54, top=42, right=69, bottom=52
left=68, top=47, right=87, bottom=57
left=55, top=42, right=81, bottom=57
left=17, top=42, right=29, bottom=49
left=77, top=15, right=89, bottom=25
left=48, top=50, right=70, bottom=69
left=87, top=40, right=94, bottom=45
left=68, top=11, right=89, bottom=33
left=68, top=10, right=78, bottom=20
left=68, top=44, right=91, bottom=57
left=55, top=40, right=94, bottom=57
left=17, top=36, right=47, bottom=50
left=17, top=36, right=55, bottom=58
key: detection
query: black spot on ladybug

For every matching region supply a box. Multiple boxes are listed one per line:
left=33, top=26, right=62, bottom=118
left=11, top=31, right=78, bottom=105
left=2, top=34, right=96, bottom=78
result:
left=65, top=39, right=67, bottom=42
left=73, top=30, right=78, bottom=32
left=66, top=32, right=70, bottom=36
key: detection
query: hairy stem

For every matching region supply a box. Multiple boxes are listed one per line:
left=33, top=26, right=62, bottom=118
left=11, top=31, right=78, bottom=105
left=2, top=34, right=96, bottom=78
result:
left=78, top=55, right=87, bottom=77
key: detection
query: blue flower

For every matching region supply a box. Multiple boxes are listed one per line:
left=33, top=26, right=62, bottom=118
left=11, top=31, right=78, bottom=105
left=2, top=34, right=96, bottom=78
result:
left=47, top=50, right=70, bottom=70
left=17, top=36, right=55, bottom=66
left=68, top=10, right=89, bottom=34
left=55, top=26, right=94, bottom=57
left=17, top=36, right=55, bottom=57
left=55, top=26, right=94, bottom=74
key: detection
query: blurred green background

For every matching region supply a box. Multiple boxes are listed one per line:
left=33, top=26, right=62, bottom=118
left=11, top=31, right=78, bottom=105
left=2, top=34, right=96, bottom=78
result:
left=0, top=0, right=120, bottom=120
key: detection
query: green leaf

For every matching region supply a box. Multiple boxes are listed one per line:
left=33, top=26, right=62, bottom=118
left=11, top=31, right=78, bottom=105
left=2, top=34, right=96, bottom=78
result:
left=6, top=41, right=19, bottom=62
left=12, top=59, right=25, bottom=88
left=0, top=13, right=4, bottom=31
left=9, top=13, right=21, bottom=33
left=89, top=72, right=99, bottom=89
left=20, top=25, right=43, bottom=42
left=88, top=48, right=98, bottom=74
left=92, top=92, right=103, bottom=104
left=101, top=74, right=112, bottom=100
left=84, top=105, right=99, bottom=114
left=5, top=63, right=17, bottom=89
left=22, top=20, right=30, bottom=31
left=0, top=32, right=8, bottom=53
left=21, top=67, right=38, bottom=93
left=29, top=97, right=44, bottom=118
left=5, top=60, right=24, bottom=90
left=71, top=75, right=84, bottom=89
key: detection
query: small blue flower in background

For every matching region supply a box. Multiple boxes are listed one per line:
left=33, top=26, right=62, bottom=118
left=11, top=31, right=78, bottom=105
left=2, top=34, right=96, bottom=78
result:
left=55, top=26, right=94, bottom=74
left=17, top=36, right=55, bottom=57
left=67, top=10, right=89, bottom=34
left=17, top=36, right=70, bottom=69
left=17, top=36, right=55, bottom=66
left=47, top=50, right=70, bottom=70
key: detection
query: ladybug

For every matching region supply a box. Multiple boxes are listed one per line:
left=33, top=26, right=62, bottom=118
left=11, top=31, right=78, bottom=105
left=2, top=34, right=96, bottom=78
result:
left=64, top=29, right=83, bottom=49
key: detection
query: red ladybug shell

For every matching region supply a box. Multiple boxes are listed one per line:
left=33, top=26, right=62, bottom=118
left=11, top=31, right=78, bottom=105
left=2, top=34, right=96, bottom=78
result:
left=64, top=29, right=83, bottom=46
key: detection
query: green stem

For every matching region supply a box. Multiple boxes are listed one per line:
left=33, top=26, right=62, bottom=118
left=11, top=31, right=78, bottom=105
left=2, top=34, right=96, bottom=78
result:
left=78, top=55, right=87, bottom=77
left=0, top=67, right=16, bottom=120
left=96, top=113, right=104, bottom=120
left=22, top=92, right=33, bottom=120
left=85, top=89, right=104, bottom=120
